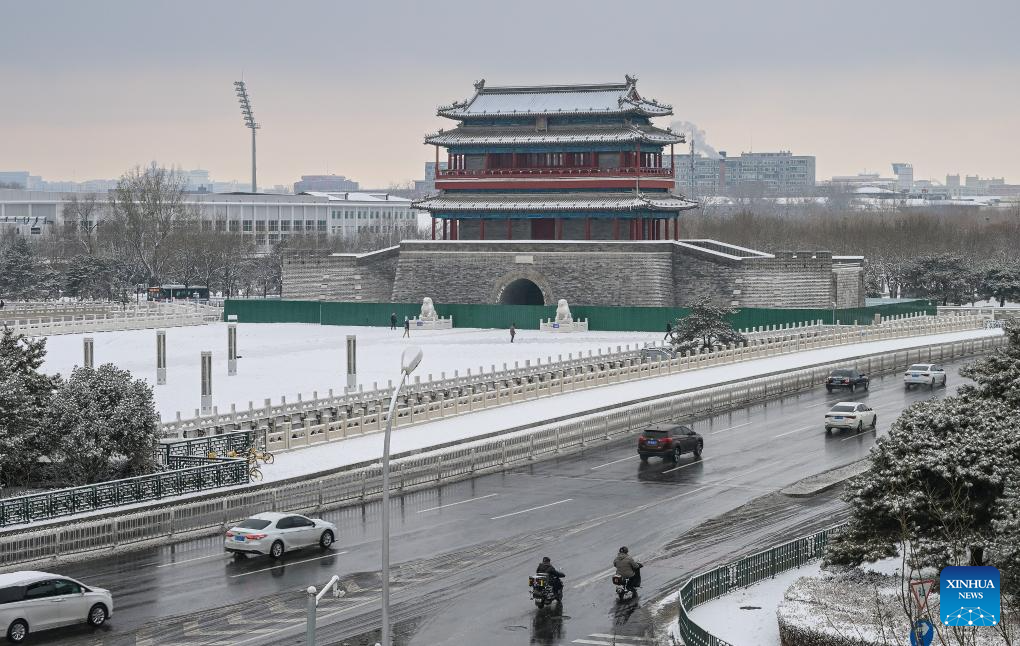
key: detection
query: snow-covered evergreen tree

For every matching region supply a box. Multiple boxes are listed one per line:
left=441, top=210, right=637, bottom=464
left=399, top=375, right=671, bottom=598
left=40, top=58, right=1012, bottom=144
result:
left=667, top=301, right=747, bottom=354
left=45, top=364, right=160, bottom=485
left=0, top=328, right=58, bottom=486
left=0, top=237, right=60, bottom=300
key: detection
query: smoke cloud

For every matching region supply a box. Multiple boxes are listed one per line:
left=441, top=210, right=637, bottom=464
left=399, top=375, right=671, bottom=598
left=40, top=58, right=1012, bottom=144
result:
left=670, top=120, right=719, bottom=158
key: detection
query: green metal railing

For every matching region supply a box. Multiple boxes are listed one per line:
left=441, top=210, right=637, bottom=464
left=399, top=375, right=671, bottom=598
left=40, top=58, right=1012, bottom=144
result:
left=677, top=523, right=847, bottom=646
left=224, top=299, right=936, bottom=332
left=162, top=430, right=256, bottom=464
left=0, top=459, right=249, bottom=528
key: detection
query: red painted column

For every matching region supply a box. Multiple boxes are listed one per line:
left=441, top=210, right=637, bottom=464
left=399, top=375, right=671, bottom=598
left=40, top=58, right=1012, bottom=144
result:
left=431, top=217, right=436, bottom=240
left=452, top=219, right=458, bottom=240
left=675, top=216, right=680, bottom=241
left=584, top=217, right=591, bottom=240
left=506, top=218, right=512, bottom=239
left=480, top=219, right=486, bottom=240
left=442, top=219, right=448, bottom=240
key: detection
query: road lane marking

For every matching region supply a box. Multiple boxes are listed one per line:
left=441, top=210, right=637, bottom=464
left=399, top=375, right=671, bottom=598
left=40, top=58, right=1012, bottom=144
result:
left=156, top=552, right=230, bottom=568
left=228, top=550, right=347, bottom=578
left=773, top=425, right=815, bottom=439
left=571, top=568, right=616, bottom=589
left=840, top=430, right=878, bottom=442
left=708, top=421, right=752, bottom=435
left=491, top=498, right=572, bottom=520
left=417, top=493, right=498, bottom=513
left=661, top=456, right=715, bottom=473
left=573, top=640, right=643, bottom=646
left=590, top=455, right=638, bottom=470
left=591, top=635, right=654, bottom=642
left=228, top=597, right=378, bottom=646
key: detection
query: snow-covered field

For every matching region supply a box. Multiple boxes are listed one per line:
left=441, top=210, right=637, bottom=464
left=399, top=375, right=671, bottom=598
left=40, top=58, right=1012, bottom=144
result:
left=38, top=323, right=661, bottom=419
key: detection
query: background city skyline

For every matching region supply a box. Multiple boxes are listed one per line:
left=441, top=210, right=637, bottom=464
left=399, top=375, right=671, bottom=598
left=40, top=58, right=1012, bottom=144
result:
left=2, top=0, right=1018, bottom=189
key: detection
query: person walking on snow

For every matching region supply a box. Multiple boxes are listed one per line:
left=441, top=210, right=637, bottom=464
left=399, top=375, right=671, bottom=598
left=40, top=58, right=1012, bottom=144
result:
left=403, top=316, right=410, bottom=338
left=390, top=311, right=397, bottom=330
left=664, top=321, right=672, bottom=340
left=510, top=322, right=517, bottom=343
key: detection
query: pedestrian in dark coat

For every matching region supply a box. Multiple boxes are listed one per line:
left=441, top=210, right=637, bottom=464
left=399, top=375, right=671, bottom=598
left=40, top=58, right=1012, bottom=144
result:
left=390, top=312, right=397, bottom=330
left=664, top=321, right=672, bottom=340
left=510, top=322, right=517, bottom=343
left=403, top=316, right=410, bottom=338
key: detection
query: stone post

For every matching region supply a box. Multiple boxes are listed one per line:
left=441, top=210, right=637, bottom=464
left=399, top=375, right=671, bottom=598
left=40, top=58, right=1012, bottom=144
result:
left=201, top=351, right=212, bottom=415
left=83, top=337, right=94, bottom=369
left=228, top=323, right=237, bottom=376
left=156, top=329, right=167, bottom=384
left=346, top=335, right=357, bottom=390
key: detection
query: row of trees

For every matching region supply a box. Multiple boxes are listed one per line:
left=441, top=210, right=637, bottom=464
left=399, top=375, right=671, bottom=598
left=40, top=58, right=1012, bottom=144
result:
left=827, top=320, right=1020, bottom=641
left=0, top=328, right=160, bottom=489
left=685, top=209, right=1020, bottom=305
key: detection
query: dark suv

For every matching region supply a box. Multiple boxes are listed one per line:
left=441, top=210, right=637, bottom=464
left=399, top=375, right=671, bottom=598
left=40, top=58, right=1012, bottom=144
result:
left=637, top=424, right=703, bottom=462
left=825, top=368, right=869, bottom=393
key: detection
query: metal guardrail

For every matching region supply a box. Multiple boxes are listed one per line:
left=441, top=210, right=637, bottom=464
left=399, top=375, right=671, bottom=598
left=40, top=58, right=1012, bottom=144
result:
left=677, top=523, right=848, bottom=646
left=159, top=313, right=978, bottom=442
left=161, top=431, right=256, bottom=465
left=0, top=333, right=1003, bottom=567
left=0, top=459, right=248, bottom=528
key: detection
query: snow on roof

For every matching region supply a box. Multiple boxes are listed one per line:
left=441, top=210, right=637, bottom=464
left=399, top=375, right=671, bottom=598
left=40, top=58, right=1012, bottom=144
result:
left=853, top=186, right=896, bottom=194
left=304, top=191, right=411, bottom=203
left=0, top=571, right=57, bottom=586
left=438, top=77, right=673, bottom=119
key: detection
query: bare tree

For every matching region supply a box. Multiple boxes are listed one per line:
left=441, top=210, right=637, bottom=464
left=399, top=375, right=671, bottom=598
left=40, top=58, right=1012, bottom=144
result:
left=61, top=193, right=104, bottom=255
left=107, top=165, right=197, bottom=286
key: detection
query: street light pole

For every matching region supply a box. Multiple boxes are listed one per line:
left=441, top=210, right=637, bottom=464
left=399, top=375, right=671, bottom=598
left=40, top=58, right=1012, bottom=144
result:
left=380, top=346, right=423, bottom=646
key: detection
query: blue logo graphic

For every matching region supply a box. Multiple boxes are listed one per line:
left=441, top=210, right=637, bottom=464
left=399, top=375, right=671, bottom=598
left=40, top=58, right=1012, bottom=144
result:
left=910, top=619, right=934, bottom=646
left=940, top=566, right=1000, bottom=626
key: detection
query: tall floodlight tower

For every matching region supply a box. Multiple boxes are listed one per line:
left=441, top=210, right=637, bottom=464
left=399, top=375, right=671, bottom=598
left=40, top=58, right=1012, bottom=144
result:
left=234, top=81, right=260, bottom=193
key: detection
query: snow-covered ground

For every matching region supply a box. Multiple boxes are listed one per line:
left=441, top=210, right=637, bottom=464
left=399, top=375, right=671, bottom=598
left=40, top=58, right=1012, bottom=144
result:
left=683, top=558, right=905, bottom=646
left=38, top=323, right=661, bottom=419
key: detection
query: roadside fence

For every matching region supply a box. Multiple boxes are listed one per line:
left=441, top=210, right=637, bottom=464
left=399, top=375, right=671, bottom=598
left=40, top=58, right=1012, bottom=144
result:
left=0, top=332, right=1003, bottom=566
left=677, top=523, right=848, bottom=646
left=2, top=302, right=221, bottom=336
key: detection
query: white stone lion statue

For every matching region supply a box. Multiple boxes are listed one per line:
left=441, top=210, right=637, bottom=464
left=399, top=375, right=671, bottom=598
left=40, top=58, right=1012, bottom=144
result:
left=555, top=299, right=573, bottom=323
left=419, top=297, right=438, bottom=322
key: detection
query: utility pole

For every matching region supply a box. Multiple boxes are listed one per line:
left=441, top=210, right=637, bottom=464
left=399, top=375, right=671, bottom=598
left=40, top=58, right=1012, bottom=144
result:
left=234, top=81, right=260, bottom=193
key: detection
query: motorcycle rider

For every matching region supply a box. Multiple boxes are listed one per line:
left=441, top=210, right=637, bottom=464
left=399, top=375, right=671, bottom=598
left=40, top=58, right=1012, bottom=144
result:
left=536, top=556, right=565, bottom=597
left=613, top=546, right=642, bottom=592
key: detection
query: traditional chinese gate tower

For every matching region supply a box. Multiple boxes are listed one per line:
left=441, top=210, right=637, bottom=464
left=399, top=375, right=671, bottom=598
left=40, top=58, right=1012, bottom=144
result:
left=415, top=76, right=697, bottom=240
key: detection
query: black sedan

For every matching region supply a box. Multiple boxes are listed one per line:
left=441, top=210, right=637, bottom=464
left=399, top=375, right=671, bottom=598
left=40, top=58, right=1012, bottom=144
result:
left=825, top=368, right=869, bottom=392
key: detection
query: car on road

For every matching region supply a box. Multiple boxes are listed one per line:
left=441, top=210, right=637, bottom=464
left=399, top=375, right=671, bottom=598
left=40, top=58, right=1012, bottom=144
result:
left=224, top=512, right=337, bottom=559
left=825, top=369, right=869, bottom=393
left=903, top=363, right=947, bottom=389
left=824, top=402, right=877, bottom=434
left=637, top=423, right=703, bottom=462
left=640, top=347, right=677, bottom=362
left=0, top=571, right=112, bottom=644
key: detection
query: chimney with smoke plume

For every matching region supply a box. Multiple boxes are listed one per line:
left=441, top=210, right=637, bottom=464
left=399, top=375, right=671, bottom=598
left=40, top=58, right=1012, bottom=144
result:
left=670, top=120, right=719, bottom=158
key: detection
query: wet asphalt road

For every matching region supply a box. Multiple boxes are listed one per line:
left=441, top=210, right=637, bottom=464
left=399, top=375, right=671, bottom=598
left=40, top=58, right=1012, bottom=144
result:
left=29, top=359, right=973, bottom=646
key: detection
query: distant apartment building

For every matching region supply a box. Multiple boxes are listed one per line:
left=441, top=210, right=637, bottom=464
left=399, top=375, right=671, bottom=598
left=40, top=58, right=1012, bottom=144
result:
left=0, top=171, right=30, bottom=188
left=670, top=151, right=815, bottom=196
left=418, top=162, right=449, bottom=194
left=294, top=174, right=359, bottom=194
left=0, top=189, right=416, bottom=249
left=891, top=163, right=913, bottom=191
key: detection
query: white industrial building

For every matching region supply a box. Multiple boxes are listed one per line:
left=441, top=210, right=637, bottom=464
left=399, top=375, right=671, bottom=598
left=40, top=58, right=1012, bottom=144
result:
left=0, top=189, right=417, bottom=249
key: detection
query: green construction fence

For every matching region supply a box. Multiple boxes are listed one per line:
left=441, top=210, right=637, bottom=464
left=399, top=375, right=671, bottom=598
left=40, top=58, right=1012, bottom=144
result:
left=223, top=299, right=936, bottom=333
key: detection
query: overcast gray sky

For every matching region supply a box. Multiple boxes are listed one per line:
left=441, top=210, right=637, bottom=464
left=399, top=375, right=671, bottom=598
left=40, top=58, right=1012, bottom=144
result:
left=2, top=0, right=1018, bottom=188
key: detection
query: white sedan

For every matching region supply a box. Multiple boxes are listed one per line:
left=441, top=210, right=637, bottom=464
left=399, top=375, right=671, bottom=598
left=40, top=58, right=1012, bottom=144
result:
left=904, top=363, right=947, bottom=389
left=824, top=402, right=877, bottom=434
left=224, top=512, right=337, bottom=559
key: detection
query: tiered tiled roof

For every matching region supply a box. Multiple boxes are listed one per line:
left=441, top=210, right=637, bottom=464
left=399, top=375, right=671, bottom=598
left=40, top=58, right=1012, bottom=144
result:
left=413, top=192, right=697, bottom=212
left=425, top=123, right=683, bottom=146
left=437, top=77, right=673, bottom=119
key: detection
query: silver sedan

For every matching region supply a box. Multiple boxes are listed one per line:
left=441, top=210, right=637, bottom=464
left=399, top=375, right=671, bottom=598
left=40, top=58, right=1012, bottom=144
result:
left=224, top=512, right=337, bottom=559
